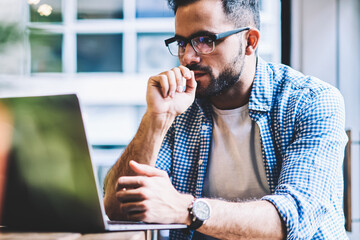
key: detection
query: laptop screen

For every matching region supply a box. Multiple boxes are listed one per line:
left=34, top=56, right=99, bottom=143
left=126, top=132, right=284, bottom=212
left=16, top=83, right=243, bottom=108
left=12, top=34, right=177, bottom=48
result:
left=0, top=94, right=105, bottom=232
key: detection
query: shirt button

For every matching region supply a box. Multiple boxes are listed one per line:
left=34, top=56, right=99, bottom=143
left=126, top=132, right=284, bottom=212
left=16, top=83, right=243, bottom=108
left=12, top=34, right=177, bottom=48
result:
left=198, top=159, right=204, bottom=166
left=201, top=125, right=208, bottom=131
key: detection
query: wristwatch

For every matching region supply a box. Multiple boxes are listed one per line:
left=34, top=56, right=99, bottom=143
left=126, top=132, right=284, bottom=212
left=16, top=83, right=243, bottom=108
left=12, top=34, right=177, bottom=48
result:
left=188, top=198, right=211, bottom=230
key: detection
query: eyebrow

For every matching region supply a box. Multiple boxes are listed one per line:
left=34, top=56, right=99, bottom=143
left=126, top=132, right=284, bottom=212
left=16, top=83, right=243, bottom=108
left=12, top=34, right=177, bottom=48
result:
left=174, top=30, right=216, bottom=40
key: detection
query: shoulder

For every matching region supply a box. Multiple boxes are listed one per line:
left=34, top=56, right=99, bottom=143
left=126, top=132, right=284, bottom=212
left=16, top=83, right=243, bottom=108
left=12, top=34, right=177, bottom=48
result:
left=268, top=61, right=342, bottom=99
left=264, top=62, right=344, bottom=111
left=250, top=58, right=343, bottom=114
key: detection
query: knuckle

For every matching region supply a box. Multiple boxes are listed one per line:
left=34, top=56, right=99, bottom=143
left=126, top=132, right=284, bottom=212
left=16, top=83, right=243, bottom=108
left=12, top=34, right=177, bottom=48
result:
left=149, top=74, right=160, bottom=82
left=139, top=188, right=151, bottom=199
left=137, top=176, right=146, bottom=186
left=158, top=74, right=167, bottom=83
left=139, top=190, right=147, bottom=199
left=165, top=70, right=174, bottom=77
left=172, top=67, right=181, bottom=74
left=140, top=176, right=150, bottom=186
left=140, top=201, right=150, bottom=212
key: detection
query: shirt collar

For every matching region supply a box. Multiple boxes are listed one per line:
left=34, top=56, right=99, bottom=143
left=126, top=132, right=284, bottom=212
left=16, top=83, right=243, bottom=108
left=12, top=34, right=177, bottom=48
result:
left=194, top=98, right=213, bottom=119
left=248, top=57, right=274, bottom=112
left=194, top=57, right=274, bottom=114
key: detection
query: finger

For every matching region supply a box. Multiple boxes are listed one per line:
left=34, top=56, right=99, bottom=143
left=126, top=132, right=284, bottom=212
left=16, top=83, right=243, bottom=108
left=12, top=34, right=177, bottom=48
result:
left=115, top=176, right=145, bottom=191
left=178, top=66, right=195, bottom=93
left=178, top=65, right=192, bottom=80
left=116, top=188, right=146, bottom=203
left=164, top=70, right=177, bottom=98
left=149, top=75, right=170, bottom=98
left=158, top=75, right=170, bottom=98
left=171, top=67, right=185, bottom=93
left=129, top=160, right=167, bottom=178
left=120, top=201, right=147, bottom=216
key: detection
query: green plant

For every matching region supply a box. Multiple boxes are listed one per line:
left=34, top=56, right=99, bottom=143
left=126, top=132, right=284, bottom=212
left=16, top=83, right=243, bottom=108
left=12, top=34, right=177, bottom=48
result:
left=0, top=23, right=23, bottom=52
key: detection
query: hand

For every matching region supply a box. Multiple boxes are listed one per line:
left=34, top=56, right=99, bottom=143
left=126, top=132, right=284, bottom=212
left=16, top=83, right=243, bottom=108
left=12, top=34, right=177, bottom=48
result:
left=115, top=161, right=194, bottom=224
left=146, top=66, right=197, bottom=117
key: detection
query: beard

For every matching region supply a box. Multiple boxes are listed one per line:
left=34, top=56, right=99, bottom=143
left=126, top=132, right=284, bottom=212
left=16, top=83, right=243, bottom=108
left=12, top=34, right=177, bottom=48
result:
left=187, top=48, right=245, bottom=98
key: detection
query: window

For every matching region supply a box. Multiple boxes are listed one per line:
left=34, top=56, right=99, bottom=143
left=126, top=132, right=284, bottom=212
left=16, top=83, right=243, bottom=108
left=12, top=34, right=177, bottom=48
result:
left=77, top=34, right=123, bottom=72
left=29, top=0, right=62, bottom=23
left=30, top=32, right=63, bottom=73
left=136, top=0, right=173, bottom=18
left=258, top=0, right=281, bottom=62
left=78, top=0, right=124, bottom=19
left=26, top=0, right=176, bottom=74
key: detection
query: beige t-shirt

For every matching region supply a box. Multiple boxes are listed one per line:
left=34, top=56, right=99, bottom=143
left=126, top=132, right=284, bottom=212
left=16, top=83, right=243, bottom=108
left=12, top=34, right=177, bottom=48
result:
left=203, top=104, right=270, bottom=201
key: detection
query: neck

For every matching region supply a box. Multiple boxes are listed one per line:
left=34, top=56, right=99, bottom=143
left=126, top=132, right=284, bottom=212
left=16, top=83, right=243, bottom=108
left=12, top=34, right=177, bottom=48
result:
left=210, top=55, right=257, bottom=110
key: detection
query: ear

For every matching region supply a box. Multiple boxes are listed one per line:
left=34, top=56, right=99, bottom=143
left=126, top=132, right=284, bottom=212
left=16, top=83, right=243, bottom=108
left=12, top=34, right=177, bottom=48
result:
left=245, top=28, right=260, bottom=56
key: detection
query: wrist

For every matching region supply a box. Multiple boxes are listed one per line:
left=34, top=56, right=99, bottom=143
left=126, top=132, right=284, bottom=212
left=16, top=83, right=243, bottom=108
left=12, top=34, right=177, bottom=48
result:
left=129, top=111, right=176, bottom=166
left=143, top=111, right=176, bottom=133
left=177, top=194, right=195, bottom=225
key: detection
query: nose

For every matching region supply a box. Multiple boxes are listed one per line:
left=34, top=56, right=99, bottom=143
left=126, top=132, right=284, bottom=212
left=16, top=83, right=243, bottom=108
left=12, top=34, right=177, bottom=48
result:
left=180, top=43, right=201, bottom=66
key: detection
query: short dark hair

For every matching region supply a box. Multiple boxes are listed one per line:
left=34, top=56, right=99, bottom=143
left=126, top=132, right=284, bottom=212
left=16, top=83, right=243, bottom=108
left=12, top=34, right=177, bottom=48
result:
left=167, top=0, right=260, bottom=30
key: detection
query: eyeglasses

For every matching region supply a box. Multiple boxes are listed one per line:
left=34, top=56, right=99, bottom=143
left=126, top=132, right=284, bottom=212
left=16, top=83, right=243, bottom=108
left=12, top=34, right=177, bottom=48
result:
left=164, top=27, right=250, bottom=57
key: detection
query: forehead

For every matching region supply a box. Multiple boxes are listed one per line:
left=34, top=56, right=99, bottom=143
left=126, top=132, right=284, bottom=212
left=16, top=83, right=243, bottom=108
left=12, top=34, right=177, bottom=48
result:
left=174, top=0, right=235, bottom=37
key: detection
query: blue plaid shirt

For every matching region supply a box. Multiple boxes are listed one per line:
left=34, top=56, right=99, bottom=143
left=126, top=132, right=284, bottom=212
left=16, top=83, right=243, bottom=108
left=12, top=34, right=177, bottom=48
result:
left=155, top=58, right=348, bottom=239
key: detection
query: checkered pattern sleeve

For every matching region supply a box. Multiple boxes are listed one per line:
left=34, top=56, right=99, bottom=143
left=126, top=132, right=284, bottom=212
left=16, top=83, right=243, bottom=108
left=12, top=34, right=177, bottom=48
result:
left=262, top=85, right=348, bottom=239
left=155, top=122, right=175, bottom=175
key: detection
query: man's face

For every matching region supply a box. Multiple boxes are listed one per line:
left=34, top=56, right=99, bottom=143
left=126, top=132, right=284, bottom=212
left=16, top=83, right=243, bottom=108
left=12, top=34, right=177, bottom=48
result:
left=175, top=0, right=246, bottom=98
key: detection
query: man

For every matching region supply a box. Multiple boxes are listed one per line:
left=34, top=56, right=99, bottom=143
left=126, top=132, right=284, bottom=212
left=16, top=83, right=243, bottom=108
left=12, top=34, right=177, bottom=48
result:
left=103, top=0, right=348, bottom=239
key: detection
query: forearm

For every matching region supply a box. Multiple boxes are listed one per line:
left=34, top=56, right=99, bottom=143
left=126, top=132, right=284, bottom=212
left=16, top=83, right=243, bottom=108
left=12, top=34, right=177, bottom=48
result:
left=196, top=199, right=286, bottom=240
left=103, top=111, right=175, bottom=219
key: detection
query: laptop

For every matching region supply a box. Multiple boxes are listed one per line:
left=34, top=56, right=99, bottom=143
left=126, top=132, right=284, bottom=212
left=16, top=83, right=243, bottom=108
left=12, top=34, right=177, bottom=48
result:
left=0, top=94, right=187, bottom=232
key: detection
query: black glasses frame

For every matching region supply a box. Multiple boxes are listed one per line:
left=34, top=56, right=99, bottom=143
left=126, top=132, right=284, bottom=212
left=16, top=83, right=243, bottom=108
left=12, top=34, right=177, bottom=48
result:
left=164, top=26, right=250, bottom=56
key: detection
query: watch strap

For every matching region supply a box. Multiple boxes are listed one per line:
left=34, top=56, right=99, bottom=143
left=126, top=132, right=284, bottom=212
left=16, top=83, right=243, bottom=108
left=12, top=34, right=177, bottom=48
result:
left=189, top=217, right=204, bottom=230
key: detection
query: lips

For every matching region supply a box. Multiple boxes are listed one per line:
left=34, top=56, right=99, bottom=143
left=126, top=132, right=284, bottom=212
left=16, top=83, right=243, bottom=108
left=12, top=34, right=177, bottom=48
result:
left=194, top=71, right=207, bottom=80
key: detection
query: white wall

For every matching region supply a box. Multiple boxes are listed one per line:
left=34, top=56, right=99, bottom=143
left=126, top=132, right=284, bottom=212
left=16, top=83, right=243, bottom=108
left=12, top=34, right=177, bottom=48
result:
left=291, top=0, right=360, bottom=238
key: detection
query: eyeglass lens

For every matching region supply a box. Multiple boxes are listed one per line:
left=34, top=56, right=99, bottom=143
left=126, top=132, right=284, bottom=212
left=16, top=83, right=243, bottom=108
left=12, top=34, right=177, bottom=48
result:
left=168, top=36, right=215, bottom=56
left=192, top=36, right=214, bottom=54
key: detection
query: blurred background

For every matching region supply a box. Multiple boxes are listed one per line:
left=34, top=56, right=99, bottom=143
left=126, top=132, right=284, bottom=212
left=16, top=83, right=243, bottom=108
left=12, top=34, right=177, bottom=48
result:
left=0, top=0, right=359, bottom=238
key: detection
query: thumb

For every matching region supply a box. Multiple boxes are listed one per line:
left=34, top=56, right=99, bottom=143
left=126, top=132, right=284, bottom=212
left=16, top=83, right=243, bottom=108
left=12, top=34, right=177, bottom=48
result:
left=129, top=160, right=166, bottom=177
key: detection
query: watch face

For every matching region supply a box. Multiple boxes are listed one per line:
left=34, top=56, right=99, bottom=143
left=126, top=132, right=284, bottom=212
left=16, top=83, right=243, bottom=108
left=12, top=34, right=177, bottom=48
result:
left=193, top=200, right=211, bottom=221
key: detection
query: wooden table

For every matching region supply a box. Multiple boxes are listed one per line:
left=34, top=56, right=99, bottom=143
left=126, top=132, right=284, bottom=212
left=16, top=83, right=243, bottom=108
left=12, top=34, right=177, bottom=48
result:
left=0, top=231, right=156, bottom=240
